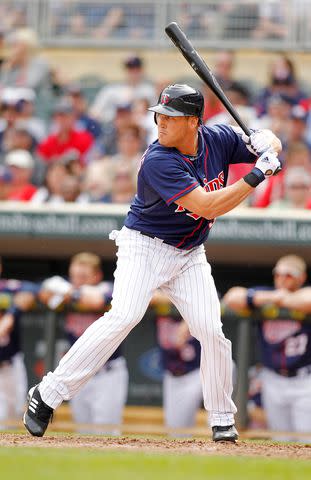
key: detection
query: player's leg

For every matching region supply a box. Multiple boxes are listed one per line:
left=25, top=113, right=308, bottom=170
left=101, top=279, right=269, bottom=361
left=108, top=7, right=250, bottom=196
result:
left=163, top=368, right=203, bottom=431
left=90, top=357, right=128, bottom=434
left=31, top=228, right=176, bottom=410
left=162, top=246, right=237, bottom=429
left=261, top=368, right=292, bottom=439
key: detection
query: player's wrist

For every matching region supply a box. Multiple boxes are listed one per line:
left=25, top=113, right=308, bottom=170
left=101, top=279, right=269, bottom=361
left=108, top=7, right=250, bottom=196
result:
left=71, top=288, right=81, bottom=303
left=243, top=168, right=265, bottom=188
left=246, top=288, right=257, bottom=309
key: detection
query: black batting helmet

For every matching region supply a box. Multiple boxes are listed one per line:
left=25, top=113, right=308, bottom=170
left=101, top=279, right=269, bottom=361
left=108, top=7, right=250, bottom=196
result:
left=149, top=84, right=204, bottom=124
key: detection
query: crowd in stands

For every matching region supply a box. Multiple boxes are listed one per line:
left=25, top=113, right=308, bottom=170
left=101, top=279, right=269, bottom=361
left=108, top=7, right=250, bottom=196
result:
left=0, top=27, right=310, bottom=208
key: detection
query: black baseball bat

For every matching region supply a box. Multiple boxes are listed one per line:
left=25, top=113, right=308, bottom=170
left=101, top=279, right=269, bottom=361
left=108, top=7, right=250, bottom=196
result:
left=165, top=22, right=251, bottom=137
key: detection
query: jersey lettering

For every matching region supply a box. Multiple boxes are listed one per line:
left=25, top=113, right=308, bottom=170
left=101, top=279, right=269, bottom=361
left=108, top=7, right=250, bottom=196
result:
left=285, top=333, right=308, bottom=357
left=175, top=171, right=224, bottom=220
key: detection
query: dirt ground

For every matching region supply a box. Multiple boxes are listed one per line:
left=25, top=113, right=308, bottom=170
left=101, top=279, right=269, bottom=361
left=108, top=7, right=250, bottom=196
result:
left=1, top=433, right=311, bottom=459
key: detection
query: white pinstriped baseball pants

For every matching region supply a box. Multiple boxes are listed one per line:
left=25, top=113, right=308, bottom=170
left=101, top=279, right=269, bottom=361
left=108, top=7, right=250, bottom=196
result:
left=40, top=226, right=236, bottom=427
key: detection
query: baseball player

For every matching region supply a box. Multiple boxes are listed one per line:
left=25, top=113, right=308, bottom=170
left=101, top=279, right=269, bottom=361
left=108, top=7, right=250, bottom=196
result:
left=0, top=257, right=37, bottom=427
left=24, top=83, right=282, bottom=442
left=38, top=252, right=128, bottom=434
left=151, top=296, right=203, bottom=432
left=223, top=254, right=311, bottom=440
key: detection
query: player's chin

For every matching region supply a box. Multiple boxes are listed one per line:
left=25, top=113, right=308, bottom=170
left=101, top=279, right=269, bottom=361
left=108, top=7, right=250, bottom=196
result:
left=158, top=134, right=171, bottom=147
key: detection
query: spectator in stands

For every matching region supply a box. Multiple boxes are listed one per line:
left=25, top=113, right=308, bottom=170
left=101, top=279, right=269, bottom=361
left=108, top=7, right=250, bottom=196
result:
left=253, top=141, right=311, bottom=208
left=39, top=252, right=128, bottom=434
left=65, top=84, right=102, bottom=140
left=213, top=50, right=243, bottom=92
left=0, top=28, right=51, bottom=93
left=0, top=256, right=37, bottom=429
left=223, top=255, right=311, bottom=441
left=131, top=97, right=157, bottom=144
left=206, top=83, right=257, bottom=128
left=90, top=54, right=155, bottom=124
left=284, top=105, right=311, bottom=150
left=31, top=161, right=68, bottom=204
left=81, top=161, right=112, bottom=203
left=0, top=149, right=37, bottom=201
left=100, top=103, right=134, bottom=156
left=104, top=123, right=145, bottom=177
left=58, top=174, right=88, bottom=204
left=255, top=54, right=306, bottom=117
left=256, top=93, right=300, bottom=145
left=37, top=98, right=94, bottom=167
left=252, top=0, right=289, bottom=40
left=0, top=87, right=45, bottom=162
left=268, top=167, right=311, bottom=210
left=104, top=164, right=136, bottom=204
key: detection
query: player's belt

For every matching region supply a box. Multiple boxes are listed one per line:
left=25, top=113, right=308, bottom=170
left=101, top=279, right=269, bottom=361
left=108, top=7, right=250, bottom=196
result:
left=275, top=365, right=311, bottom=378
left=140, top=231, right=170, bottom=246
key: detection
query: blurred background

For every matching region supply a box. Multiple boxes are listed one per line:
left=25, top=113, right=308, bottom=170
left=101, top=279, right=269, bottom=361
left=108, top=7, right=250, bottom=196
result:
left=1, top=0, right=311, bottom=440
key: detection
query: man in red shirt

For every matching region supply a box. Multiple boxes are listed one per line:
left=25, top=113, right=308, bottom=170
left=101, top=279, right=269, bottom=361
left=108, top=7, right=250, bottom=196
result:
left=37, top=99, right=94, bottom=166
left=1, top=149, right=37, bottom=201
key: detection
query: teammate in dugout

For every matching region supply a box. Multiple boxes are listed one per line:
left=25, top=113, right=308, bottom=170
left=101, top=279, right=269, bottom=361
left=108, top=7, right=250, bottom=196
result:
left=223, top=255, right=311, bottom=440
left=0, top=257, right=38, bottom=427
left=24, top=83, right=282, bottom=442
left=38, top=252, right=128, bottom=434
left=152, top=298, right=203, bottom=431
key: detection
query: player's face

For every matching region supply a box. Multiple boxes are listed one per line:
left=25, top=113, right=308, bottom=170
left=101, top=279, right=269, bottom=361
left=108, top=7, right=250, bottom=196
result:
left=69, top=262, right=101, bottom=287
left=156, top=114, right=197, bottom=149
left=273, top=263, right=305, bottom=291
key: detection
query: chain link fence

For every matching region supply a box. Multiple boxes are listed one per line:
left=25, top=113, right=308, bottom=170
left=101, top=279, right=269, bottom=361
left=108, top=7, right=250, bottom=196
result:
left=1, top=0, right=311, bottom=50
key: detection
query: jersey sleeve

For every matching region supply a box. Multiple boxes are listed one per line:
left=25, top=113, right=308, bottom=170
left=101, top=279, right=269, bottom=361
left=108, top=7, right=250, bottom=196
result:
left=142, top=153, right=199, bottom=206
left=206, top=124, right=257, bottom=165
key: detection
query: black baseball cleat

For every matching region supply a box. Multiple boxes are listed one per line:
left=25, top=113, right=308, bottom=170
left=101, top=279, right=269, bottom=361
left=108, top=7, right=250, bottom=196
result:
left=23, top=385, right=54, bottom=437
left=212, top=425, right=239, bottom=442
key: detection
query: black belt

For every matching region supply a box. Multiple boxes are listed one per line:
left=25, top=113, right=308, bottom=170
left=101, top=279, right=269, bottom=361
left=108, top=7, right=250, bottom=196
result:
left=275, top=365, right=311, bottom=378
left=140, top=231, right=170, bottom=246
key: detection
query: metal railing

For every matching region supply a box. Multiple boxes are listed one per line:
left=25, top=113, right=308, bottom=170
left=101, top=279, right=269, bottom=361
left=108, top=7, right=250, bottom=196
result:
left=2, top=0, right=311, bottom=50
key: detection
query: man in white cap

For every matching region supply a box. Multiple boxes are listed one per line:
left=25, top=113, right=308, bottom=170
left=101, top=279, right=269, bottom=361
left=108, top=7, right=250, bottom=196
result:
left=0, top=149, right=37, bottom=201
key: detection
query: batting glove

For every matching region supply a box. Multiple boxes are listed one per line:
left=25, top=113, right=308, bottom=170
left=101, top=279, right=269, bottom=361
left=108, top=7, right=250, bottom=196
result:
left=243, top=129, right=282, bottom=157
left=244, top=151, right=282, bottom=187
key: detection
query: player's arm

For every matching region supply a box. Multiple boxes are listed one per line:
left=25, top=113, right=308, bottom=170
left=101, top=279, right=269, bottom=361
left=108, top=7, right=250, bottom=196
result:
left=278, top=287, right=311, bottom=313
left=175, top=150, right=281, bottom=219
left=175, top=178, right=252, bottom=218
left=69, top=285, right=106, bottom=311
left=223, top=286, right=283, bottom=311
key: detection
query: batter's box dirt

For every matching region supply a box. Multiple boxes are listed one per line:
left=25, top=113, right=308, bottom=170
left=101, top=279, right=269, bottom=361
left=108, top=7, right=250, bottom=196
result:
left=1, top=433, right=311, bottom=459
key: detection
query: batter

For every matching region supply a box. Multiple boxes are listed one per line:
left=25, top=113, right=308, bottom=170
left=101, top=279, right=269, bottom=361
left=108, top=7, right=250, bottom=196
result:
left=23, top=84, right=282, bottom=442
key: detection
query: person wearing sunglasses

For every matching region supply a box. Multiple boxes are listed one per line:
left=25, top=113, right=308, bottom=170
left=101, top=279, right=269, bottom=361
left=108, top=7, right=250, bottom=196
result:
left=223, top=254, right=311, bottom=441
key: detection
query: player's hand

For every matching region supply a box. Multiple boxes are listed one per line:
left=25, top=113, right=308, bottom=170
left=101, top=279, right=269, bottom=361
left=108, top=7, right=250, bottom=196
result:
left=254, top=151, right=282, bottom=177
left=243, top=129, right=282, bottom=156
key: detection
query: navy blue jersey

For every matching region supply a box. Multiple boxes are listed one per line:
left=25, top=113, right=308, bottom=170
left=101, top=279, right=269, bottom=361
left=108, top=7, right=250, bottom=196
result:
left=0, top=309, right=21, bottom=362
left=156, top=315, right=201, bottom=376
left=251, top=287, right=311, bottom=373
left=125, top=124, right=255, bottom=249
left=63, top=280, right=122, bottom=361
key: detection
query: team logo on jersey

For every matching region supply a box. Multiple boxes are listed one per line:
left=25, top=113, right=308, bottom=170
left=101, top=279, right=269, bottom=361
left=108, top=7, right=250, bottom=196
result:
left=175, top=171, right=224, bottom=221
left=262, top=320, right=301, bottom=343
left=161, top=94, right=170, bottom=105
